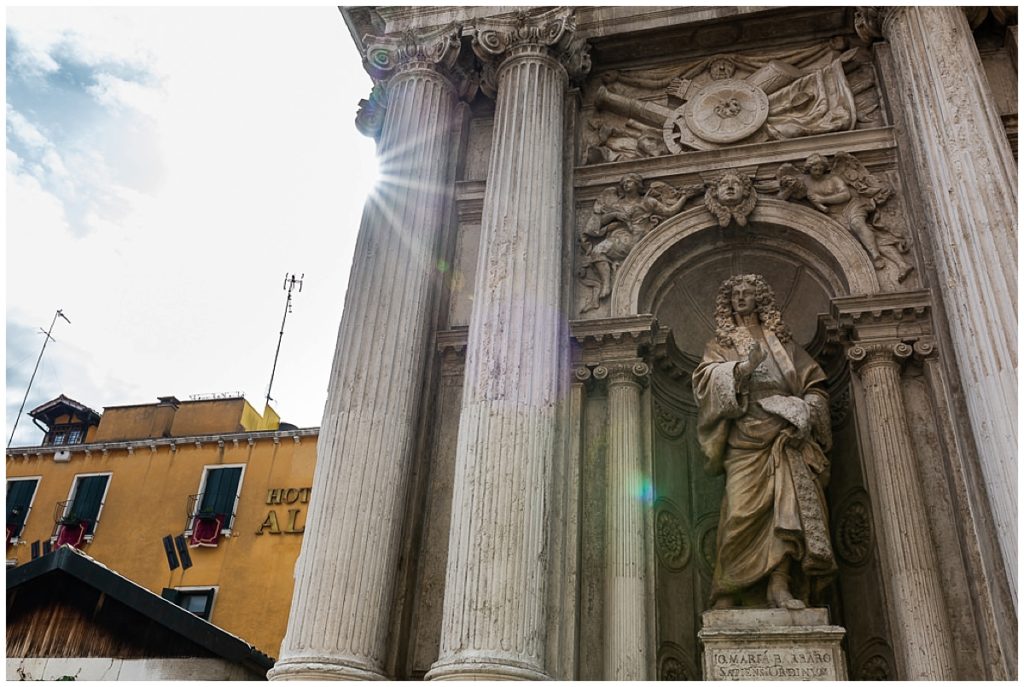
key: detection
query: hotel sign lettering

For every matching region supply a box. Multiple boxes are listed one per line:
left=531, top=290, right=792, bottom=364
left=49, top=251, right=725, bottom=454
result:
left=256, top=487, right=311, bottom=535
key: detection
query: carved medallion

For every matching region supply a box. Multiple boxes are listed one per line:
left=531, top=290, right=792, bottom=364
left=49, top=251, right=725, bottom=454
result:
left=697, top=521, right=719, bottom=576
left=655, top=501, right=691, bottom=571
left=684, top=79, right=769, bottom=144
left=835, top=495, right=873, bottom=567
left=857, top=654, right=892, bottom=681
left=658, top=642, right=695, bottom=681
left=653, top=400, right=685, bottom=438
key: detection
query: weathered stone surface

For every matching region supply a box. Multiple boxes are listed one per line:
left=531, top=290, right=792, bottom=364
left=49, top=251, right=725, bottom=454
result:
left=699, top=609, right=847, bottom=681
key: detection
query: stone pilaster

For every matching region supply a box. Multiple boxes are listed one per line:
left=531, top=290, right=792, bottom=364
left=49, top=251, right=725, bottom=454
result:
left=269, top=24, right=462, bottom=681
left=596, top=360, right=651, bottom=680
left=427, top=8, right=589, bottom=681
left=866, top=6, right=1018, bottom=601
left=847, top=342, right=957, bottom=680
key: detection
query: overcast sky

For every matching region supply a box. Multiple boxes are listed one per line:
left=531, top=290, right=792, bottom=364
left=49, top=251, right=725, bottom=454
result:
left=6, top=7, right=378, bottom=445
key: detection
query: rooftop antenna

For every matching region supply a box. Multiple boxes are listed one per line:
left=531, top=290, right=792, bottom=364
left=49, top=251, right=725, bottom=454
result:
left=8, top=309, right=71, bottom=448
left=265, top=273, right=303, bottom=409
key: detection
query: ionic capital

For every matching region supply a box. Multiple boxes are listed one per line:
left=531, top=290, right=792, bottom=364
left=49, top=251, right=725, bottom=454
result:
left=594, top=360, right=650, bottom=387
left=847, top=341, right=914, bottom=374
left=470, top=7, right=591, bottom=96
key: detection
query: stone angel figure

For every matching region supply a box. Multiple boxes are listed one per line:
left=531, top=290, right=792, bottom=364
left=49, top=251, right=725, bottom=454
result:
left=777, top=152, right=914, bottom=282
left=578, top=173, right=703, bottom=312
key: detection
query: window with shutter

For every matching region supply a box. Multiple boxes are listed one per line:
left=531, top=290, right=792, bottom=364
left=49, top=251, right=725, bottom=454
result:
left=7, top=478, right=39, bottom=544
left=65, top=474, right=110, bottom=535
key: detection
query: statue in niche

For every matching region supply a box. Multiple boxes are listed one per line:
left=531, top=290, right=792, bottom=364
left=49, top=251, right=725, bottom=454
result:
left=777, top=152, right=914, bottom=281
left=693, top=274, right=836, bottom=610
left=704, top=171, right=757, bottom=227
left=578, top=174, right=702, bottom=312
left=585, top=38, right=878, bottom=159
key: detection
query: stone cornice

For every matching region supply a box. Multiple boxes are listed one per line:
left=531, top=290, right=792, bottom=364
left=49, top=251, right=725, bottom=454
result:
left=6, top=427, right=319, bottom=461
left=570, top=315, right=657, bottom=361
left=828, top=290, right=932, bottom=344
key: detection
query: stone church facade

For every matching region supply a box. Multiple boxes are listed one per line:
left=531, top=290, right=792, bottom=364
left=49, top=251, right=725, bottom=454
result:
left=268, top=7, right=1017, bottom=681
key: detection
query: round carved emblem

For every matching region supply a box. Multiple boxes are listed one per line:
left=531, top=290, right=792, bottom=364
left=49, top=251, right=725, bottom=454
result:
left=654, top=401, right=685, bottom=438
left=655, top=506, right=691, bottom=571
left=661, top=656, right=689, bottom=681
left=658, top=642, right=695, bottom=681
left=857, top=654, right=891, bottom=681
left=836, top=499, right=873, bottom=566
left=683, top=79, right=769, bottom=144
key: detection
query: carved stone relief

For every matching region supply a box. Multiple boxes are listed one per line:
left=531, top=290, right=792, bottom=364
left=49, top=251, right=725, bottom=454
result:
left=654, top=499, right=692, bottom=571
left=577, top=174, right=703, bottom=312
left=653, top=400, right=685, bottom=438
left=775, top=151, right=914, bottom=282
left=658, top=642, right=697, bottom=681
left=703, top=170, right=758, bottom=227
left=834, top=490, right=873, bottom=568
left=581, top=37, right=881, bottom=160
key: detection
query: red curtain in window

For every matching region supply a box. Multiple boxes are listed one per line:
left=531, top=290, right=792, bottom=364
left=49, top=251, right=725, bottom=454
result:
left=55, top=522, right=87, bottom=548
left=188, top=513, right=225, bottom=548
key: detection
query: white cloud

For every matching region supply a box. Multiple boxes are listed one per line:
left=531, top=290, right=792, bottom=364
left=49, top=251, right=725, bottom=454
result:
left=87, top=73, right=166, bottom=120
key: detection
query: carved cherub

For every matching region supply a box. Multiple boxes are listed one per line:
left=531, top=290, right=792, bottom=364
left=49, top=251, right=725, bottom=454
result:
left=579, top=173, right=703, bottom=312
left=704, top=171, right=758, bottom=227
left=777, top=152, right=914, bottom=281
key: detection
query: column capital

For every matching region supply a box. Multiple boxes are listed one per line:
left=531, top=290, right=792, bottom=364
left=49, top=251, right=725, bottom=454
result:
left=847, top=341, right=914, bottom=373
left=363, top=23, right=462, bottom=81
left=594, top=360, right=651, bottom=386
left=470, top=7, right=591, bottom=96
left=854, top=7, right=907, bottom=42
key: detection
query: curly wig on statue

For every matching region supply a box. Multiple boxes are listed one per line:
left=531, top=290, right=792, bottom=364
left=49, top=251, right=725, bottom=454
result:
left=713, top=274, right=793, bottom=350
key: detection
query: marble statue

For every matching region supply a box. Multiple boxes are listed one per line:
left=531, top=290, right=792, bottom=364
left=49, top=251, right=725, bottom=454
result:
left=777, top=152, right=914, bottom=281
left=578, top=173, right=702, bottom=312
left=693, top=274, right=837, bottom=610
left=704, top=171, right=757, bottom=227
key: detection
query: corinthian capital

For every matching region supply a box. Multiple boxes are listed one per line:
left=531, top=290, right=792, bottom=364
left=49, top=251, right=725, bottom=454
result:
left=471, top=7, right=591, bottom=90
left=362, top=23, right=462, bottom=81
left=853, top=7, right=906, bottom=42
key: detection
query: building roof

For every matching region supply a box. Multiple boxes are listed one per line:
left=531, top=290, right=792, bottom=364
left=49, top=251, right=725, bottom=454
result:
left=7, top=546, right=275, bottom=677
left=27, top=394, right=101, bottom=428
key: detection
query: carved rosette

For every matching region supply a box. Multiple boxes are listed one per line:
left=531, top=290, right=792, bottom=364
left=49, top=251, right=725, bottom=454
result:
left=658, top=642, right=696, bottom=681
left=834, top=491, right=873, bottom=567
left=654, top=500, right=691, bottom=571
left=653, top=400, right=685, bottom=438
left=470, top=8, right=590, bottom=97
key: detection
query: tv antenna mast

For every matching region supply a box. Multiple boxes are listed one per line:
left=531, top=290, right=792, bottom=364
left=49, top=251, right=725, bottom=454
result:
left=265, top=273, right=303, bottom=409
left=8, top=309, right=71, bottom=448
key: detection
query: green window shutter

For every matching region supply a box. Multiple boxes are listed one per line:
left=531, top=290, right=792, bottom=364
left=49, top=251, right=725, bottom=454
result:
left=7, top=480, right=38, bottom=532
left=199, top=467, right=242, bottom=519
left=71, top=475, right=109, bottom=534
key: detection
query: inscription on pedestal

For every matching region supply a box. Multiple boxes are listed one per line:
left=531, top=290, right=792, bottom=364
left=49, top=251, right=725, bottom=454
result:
left=707, top=646, right=836, bottom=680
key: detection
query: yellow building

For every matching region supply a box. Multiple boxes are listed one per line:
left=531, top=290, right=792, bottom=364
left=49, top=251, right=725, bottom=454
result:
left=6, top=394, right=317, bottom=658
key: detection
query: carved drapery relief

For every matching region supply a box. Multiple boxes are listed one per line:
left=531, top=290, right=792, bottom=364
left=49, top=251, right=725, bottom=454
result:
left=581, top=37, right=880, bottom=160
left=470, top=7, right=591, bottom=97
left=776, top=151, right=914, bottom=282
left=577, top=174, right=703, bottom=313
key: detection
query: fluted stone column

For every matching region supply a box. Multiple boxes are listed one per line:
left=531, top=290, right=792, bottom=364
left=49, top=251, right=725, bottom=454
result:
left=848, top=342, right=957, bottom=680
left=269, top=25, right=462, bottom=681
left=426, top=8, right=589, bottom=681
left=862, top=6, right=1018, bottom=602
left=598, top=360, right=650, bottom=680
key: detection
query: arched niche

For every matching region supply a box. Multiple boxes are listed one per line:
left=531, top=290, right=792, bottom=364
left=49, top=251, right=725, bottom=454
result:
left=610, top=198, right=879, bottom=354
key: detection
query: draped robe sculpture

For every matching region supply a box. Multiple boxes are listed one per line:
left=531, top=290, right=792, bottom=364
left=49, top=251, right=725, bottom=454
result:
left=693, top=274, right=837, bottom=609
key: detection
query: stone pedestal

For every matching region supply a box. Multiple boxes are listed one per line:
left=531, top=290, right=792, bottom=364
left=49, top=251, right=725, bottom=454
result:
left=699, top=609, right=847, bottom=681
